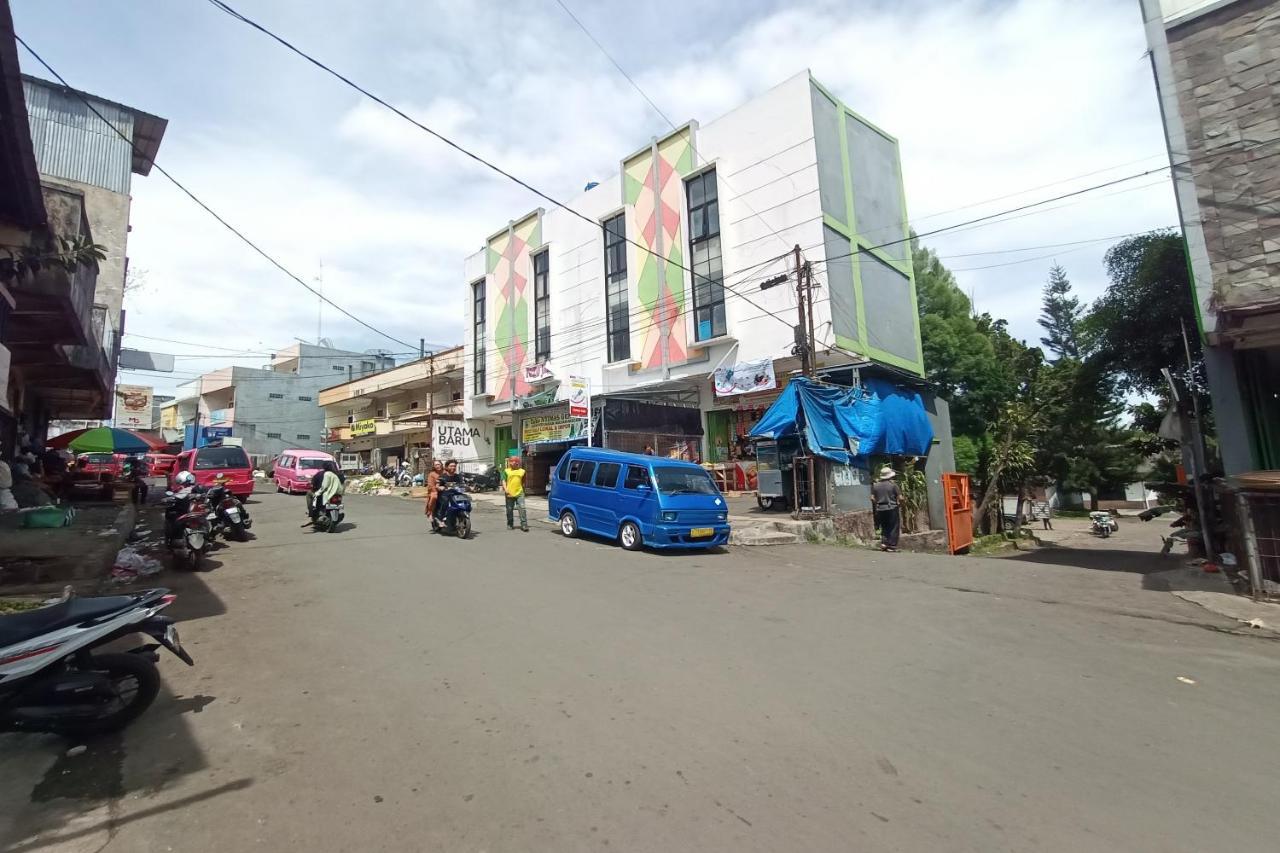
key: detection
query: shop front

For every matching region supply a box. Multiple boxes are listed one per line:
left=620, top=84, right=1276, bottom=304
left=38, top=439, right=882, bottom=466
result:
left=516, top=402, right=594, bottom=495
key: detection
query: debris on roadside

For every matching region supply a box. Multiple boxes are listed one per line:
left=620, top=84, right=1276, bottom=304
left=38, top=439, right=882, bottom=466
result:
left=109, top=545, right=163, bottom=583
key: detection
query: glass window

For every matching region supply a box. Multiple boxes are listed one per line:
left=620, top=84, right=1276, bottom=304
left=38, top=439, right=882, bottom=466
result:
left=568, top=459, right=596, bottom=484
left=297, top=395, right=312, bottom=402
left=266, top=432, right=282, bottom=439
left=533, top=250, right=550, bottom=362
left=603, top=214, right=630, bottom=362
left=194, top=446, right=250, bottom=470
left=623, top=465, right=651, bottom=490
left=686, top=169, right=725, bottom=341
left=472, top=279, right=486, bottom=393
left=653, top=465, right=718, bottom=495
left=556, top=456, right=571, bottom=481
left=268, top=393, right=284, bottom=400
left=296, top=434, right=311, bottom=440
left=594, top=462, right=621, bottom=488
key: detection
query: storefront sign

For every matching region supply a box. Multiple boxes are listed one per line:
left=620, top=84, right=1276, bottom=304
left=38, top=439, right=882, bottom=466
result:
left=351, top=418, right=376, bottom=437
left=115, top=384, right=153, bottom=428
left=568, top=375, right=590, bottom=419
left=713, top=358, right=777, bottom=397
left=435, top=421, right=481, bottom=460
left=522, top=413, right=585, bottom=445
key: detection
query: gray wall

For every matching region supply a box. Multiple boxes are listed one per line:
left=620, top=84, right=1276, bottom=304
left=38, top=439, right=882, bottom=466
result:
left=923, top=394, right=956, bottom=531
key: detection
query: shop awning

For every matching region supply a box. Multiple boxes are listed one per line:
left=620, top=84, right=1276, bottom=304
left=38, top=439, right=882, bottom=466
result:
left=748, top=377, right=933, bottom=463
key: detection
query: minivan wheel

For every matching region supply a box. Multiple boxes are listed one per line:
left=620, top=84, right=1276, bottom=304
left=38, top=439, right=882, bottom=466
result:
left=757, top=496, right=774, bottom=511
left=559, top=511, right=578, bottom=538
left=619, top=520, right=642, bottom=551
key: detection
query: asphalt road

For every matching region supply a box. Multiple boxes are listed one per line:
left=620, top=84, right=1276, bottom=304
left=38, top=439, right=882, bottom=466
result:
left=4, top=489, right=1280, bottom=852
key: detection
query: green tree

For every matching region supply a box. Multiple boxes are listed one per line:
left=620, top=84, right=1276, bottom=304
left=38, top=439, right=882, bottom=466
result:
left=1088, top=231, right=1199, bottom=395
left=0, top=236, right=105, bottom=284
left=1037, top=263, right=1082, bottom=360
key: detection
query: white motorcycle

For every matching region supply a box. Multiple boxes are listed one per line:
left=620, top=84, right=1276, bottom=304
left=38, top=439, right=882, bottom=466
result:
left=0, top=588, right=194, bottom=736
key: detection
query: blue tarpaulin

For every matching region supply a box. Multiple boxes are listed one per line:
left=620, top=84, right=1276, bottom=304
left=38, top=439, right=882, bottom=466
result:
left=748, top=377, right=933, bottom=463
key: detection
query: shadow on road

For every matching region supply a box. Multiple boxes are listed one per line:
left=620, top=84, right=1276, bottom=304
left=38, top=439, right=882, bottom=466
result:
left=1003, top=544, right=1172, bottom=576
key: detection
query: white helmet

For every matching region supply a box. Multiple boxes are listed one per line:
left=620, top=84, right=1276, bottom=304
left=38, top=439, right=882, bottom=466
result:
left=175, top=471, right=196, bottom=487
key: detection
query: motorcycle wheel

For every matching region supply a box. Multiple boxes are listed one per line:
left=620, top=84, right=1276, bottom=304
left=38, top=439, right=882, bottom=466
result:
left=455, top=514, right=471, bottom=540
left=430, top=516, right=440, bottom=533
left=228, top=520, right=248, bottom=542
left=58, top=653, right=161, bottom=736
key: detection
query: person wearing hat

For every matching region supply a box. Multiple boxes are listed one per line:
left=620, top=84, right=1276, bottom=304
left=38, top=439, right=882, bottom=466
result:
left=871, top=466, right=901, bottom=552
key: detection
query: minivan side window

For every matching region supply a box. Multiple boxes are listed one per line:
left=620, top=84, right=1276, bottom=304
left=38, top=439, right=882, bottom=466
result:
left=568, top=460, right=596, bottom=484
left=594, top=462, right=621, bottom=488
left=556, top=457, right=571, bottom=481
left=623, top=465, right=650, bottom=490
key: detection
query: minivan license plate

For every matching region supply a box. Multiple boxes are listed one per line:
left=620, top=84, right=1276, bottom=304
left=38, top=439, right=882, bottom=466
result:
left=690, top=527, right=714, bottom=538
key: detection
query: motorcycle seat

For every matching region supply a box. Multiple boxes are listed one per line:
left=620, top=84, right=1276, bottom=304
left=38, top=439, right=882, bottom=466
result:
left=0, top=595, right=143, bottom=649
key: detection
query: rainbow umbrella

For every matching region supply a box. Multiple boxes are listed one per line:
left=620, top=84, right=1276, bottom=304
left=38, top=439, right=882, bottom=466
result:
left=47, top=427, right=168, bottom=454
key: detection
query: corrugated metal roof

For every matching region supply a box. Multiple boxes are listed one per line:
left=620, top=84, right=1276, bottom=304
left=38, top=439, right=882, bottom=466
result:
left=23, top=79, right=134, bottom=194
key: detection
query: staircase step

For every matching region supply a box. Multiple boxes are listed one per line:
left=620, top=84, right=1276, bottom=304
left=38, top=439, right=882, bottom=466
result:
left=731, top=528, right=801, bottom=546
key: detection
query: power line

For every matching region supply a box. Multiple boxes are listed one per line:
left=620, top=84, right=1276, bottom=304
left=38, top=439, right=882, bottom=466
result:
left=550, top=0, right=799, bottom=257
left=201, top=0, right=797, bottom=335
left=15, top=36, right=419, bottom=352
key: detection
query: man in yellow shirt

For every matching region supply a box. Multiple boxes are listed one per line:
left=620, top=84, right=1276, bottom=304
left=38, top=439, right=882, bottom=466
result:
left=503, top=454, right=528, bottom=532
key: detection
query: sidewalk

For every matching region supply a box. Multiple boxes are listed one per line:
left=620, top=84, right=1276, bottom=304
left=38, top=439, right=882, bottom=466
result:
left=0, top=502, right=137, bottom=594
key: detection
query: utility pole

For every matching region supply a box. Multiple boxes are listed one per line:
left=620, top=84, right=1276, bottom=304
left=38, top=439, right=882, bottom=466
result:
left=428, top=351, right=435, bottom=466
left=804, top=260, right=817, bottom=377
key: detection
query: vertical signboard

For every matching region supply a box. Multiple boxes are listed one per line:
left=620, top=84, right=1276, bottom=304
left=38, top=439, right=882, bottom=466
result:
left=115, top=384, right=154, bottom=429
left=568, top=375, right=591, bottom=446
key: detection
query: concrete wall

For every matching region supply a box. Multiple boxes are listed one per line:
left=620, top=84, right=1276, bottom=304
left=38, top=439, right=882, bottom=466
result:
left=1165, top=0, right=1280, bottom=321
left=922, top=395, right=957, bottom=531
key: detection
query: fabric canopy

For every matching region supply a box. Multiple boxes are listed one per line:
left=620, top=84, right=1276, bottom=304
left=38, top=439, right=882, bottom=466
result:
left=47, top=427, right=168, bottom=454
left=748, top=377, right=933, bottom=464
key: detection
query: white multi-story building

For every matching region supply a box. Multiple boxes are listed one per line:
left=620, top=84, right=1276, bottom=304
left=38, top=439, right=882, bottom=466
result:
left=463, top=71, right=953, bottom=510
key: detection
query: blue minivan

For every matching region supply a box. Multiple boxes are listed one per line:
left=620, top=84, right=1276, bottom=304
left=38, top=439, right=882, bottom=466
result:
left=547, top=447, right=731, bottom=551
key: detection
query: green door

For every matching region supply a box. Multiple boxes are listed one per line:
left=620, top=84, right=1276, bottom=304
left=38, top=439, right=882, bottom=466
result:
left=494, top=426, right=514, bottom=469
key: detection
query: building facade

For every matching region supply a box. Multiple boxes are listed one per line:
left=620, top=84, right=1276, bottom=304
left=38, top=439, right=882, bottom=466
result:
left=317, top=346, right=471, bottom=471
left=0, top=11, right=166, bottom=454
left=463, top=72, right=952, bottom=507
left=161, top=343, right=395, bottom=462
left=1141, top=0, right=1280, bottom=472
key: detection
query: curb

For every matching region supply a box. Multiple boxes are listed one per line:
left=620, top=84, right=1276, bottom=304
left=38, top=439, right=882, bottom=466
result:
left=0, top=503, right=137, bottom=597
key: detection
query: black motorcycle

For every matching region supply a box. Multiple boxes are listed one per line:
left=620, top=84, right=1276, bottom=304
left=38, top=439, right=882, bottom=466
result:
left=0, top=588, right=194, bottom=736
left=205, top=483, right=251, bottom=541
left=461, top=465, right=500, bottom=492
left=163, top=487, right=212, bottom=570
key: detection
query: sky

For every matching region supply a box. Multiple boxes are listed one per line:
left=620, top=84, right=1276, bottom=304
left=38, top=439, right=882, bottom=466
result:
left=12, top=0, right=1178, bottom=396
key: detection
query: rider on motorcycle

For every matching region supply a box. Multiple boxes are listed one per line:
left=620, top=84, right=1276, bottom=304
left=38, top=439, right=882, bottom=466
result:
left=432, top=460, right=462, bottom=522
left=308, top=461, right=345, bottom=522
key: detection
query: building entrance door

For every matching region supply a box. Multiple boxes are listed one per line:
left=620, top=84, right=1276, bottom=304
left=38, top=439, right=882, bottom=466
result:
left=494, top=425, right=514, bottom=468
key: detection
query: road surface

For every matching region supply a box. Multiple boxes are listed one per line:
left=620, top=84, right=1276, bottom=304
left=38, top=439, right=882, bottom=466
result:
left=3, top=489, right=1279, bottom=852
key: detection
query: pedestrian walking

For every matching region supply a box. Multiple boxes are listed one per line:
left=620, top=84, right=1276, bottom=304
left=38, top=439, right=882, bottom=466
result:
left=871, top=466, right=901, bottom=552
left=503, top=454, right=528, bottom=532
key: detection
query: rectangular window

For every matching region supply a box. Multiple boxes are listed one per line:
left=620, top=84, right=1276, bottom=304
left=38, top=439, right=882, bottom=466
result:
left=623, top=465, right=650, bottom=490
left=533, top=250, right=550, bottom=362
left=567, top=459, right=596, bottom=484
left=297, top=395, right=312, bottom=402
left=604, top=214, right=630, bottom=362
left=268, top=392, right=284, bottom=400
left=333, top=365, right=346, bottom=372
left=472, top=279, right=486, bottom=394
left=361, top=361, right=375, bottom=373
left=266, top=432, right=282, bottom=439
left=686, top=169, right=725, bottom=341
left=594, top=462, right=621, bottom=489
left=296, top=434, right=311, bottom=440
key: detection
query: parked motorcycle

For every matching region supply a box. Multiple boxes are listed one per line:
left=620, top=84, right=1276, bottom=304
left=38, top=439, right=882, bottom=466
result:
left=0, top=588, right=194, bottom=736
left=205, top=483, right=251, bottom=541
left=461, top=465, right=500, bottom=492
left=1090, top=510, right=1119, bottom=538
left=309, top=492, right=346, bottom=533
left=381, top=463, right=414, bottom=488
left=431, top=484, right=472, bottom=539
left=163, top=487, right=212, bottom=570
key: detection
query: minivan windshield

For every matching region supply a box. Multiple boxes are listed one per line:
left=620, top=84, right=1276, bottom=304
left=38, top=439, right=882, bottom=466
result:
left=653, top=466, right=718, bottom=496
left=297, top=458, right=330, bottom=471
left=194, top=446, right=250, bottom=470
